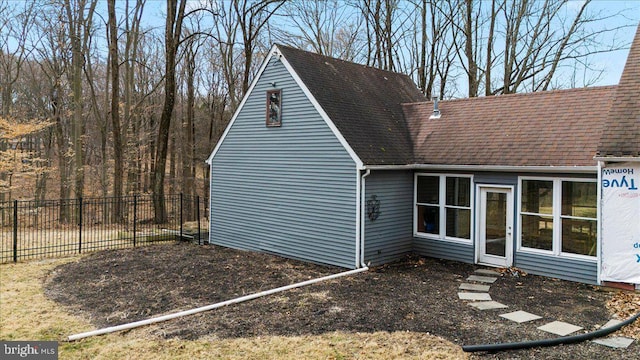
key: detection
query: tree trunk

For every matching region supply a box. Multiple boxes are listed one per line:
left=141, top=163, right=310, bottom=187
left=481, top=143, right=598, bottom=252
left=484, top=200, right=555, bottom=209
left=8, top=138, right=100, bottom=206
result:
left=53, top=82, right=71, bottom=222
left=153, top=0, right=186, bottom=223
left=464, top=0, right=479, bottom=97
left=182, top=45, right=196, bottom=220
left=485, top=0, right=498, bottom=96
left=108, top=0, right=124, bottom=223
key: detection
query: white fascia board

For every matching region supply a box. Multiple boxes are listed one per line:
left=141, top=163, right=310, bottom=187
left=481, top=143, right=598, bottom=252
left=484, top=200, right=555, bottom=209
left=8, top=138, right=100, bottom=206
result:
left=364, top=164, right=598, bottom=173
left=594, top=156, right=640, bottom=163
left=206, top=45, right=280, bottom=165
left=276, top=45, right=365, bottom=170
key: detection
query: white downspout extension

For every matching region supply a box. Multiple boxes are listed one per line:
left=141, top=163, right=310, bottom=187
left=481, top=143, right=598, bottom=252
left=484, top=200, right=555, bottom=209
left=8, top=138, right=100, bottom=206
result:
left=69, top=168, right=371, bottom=342
left=69, top=167, right=372, bottom=341
left=68, top=266, right=368, bottom=341
left=360, top=169, right=371, bottom=268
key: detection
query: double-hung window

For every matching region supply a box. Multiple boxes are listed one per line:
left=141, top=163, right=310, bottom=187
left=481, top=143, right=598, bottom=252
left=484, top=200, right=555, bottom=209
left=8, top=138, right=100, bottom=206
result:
left=519, top=177, right=597, bottom=258
left=415, top=174, right=472, bottom=241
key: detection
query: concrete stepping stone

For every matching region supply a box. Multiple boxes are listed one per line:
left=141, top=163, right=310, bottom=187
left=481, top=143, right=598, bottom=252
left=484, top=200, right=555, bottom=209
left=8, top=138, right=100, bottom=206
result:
left=459, top=283, right=491, bottom=292
left=469, top=301, right=508, bottom=310
left=500, top=310, right=542, bottom=323
left=592, top=337, right=634, bottom=349
left=474, top=269, right=501, bottom=276
left=458, top=292, right=492, bottom=301
left=537, top=321, right=583, bottom=336
left=601, top=319, right=623, bottom=329
left=466, top=275, right=498, bottom=283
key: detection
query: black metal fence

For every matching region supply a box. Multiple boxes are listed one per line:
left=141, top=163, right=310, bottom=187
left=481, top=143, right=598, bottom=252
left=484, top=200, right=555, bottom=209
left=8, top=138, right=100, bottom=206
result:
left=0, top=194, right=208, bottom=263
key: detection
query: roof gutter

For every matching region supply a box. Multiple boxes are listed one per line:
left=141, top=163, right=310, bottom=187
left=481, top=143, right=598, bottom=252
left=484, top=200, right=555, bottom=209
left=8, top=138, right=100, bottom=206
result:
left=363, top=164, right=598, bottom=173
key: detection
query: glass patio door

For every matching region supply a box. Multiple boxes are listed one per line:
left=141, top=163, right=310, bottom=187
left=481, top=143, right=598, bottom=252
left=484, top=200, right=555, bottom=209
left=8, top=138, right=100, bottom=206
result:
left=478, top=186, right=513, bottom=267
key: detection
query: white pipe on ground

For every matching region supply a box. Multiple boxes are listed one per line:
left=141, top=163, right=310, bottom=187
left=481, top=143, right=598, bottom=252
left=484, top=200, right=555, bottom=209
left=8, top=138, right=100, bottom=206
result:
left=68, top=266, right=368, bottom=341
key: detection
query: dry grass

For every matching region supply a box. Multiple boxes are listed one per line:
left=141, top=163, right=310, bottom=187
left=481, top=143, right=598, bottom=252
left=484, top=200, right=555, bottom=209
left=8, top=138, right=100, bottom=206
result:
left=0, top=229, right=175, bottom=264
left=0, top=256, right=467, bottom=359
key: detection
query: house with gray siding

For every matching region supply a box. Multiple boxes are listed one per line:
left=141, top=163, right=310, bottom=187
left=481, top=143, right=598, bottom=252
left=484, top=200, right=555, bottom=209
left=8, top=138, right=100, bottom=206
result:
left=208, top=25, right=640, bottom=288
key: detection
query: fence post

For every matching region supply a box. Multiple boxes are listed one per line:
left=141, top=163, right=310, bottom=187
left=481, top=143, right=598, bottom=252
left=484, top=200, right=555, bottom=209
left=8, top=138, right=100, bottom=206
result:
left=179, top=193, right=183, bottom=241
left=196, top=196, right=201, bottom=245
left=13, top=200, right=18, bottom=262
left=78, top=197, right=83, bottom=254
left=133, top=195, right=137, bottom=247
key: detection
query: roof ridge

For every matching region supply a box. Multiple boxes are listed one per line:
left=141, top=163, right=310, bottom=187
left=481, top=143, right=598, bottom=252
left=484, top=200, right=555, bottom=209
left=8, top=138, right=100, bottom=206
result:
left=275, top=43, right=417, bottom=79
left=402, top=85, right=618, bottom=106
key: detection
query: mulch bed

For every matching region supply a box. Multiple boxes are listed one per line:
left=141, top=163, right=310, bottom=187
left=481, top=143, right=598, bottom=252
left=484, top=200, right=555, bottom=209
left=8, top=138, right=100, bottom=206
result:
left=44, top=242, right=637, bottom=359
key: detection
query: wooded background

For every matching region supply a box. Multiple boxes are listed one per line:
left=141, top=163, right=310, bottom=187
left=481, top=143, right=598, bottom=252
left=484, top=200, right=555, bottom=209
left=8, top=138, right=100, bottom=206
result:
left=0, top=0, right=636, bottom=222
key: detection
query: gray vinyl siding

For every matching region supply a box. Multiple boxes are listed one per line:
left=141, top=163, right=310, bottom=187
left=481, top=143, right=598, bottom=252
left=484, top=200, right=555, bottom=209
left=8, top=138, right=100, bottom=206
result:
left=363, top=171, right=413, bottom=265
left=413, top=238, right=475, bottom=263
left=209, top=57, right=358, bottom=268
left=515, top=252, right=597, bottom=284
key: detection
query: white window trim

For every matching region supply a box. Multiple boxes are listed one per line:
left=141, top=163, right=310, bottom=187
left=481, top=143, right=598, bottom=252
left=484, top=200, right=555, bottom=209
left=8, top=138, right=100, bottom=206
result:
left=414, top=173, right=474, bottom=244
left=517, top=176, right=597, bottom=261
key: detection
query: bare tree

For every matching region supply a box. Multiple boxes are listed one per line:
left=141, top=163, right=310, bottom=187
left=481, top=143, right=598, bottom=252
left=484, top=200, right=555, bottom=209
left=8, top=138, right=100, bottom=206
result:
left=63, top=0, right=97, bottom=199
left=0, top=0, right=38, bottom=209
left=408, top=0, right=457, bottom=98
left=0, top=1, right=36, bottom=116
left=234, top=0, right=284, bottom=95
left=358, top=0, right=405, bottom=71
left=153, top=0, right=187, bottom=223
left=448, top=0, right=634, bottom=97
left=178, top=36, right=201, bottom=220
left=212, top=0, right=283, bottom=109
left=107, top=0, right=124, bottom=222
left=123, top=0, right=148, bottom=195
left=272, top=0, right=363, bottom=60
left=34, top=6, right=73, bottom=218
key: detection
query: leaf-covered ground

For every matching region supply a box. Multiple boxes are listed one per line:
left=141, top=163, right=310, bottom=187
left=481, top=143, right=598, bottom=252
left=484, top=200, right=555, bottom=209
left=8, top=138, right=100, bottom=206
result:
left=45, top=242, right=638, bottom=359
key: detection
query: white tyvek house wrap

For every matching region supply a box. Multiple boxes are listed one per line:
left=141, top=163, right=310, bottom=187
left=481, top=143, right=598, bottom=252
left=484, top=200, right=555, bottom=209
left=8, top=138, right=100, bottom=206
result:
left=601, top=162, right=640, bottom=284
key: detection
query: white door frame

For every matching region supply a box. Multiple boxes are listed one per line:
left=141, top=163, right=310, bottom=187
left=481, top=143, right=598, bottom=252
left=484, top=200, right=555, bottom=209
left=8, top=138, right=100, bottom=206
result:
left=475, top=184, right=514, bottom=267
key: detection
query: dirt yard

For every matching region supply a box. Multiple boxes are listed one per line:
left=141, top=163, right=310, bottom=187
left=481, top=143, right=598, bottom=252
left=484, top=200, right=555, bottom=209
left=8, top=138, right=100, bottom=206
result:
left=44, top=242, right=639, bottom=359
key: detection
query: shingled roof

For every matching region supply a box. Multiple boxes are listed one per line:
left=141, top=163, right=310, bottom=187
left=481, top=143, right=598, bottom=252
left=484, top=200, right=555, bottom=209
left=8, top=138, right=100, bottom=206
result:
left=275, top=31, right=638, bottom=168
left=277, top=45, right=426, bottom=165
left=403, top=86, right=617, bottom=167
left=597, top=24, right=640, bottom=159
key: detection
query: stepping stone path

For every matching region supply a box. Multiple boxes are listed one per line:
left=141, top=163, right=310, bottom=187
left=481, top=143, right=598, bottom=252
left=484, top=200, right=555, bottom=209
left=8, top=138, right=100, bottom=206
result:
left=469, top=301, right=508, bottom=310
left=466, top=275, right=498, bottom=283
left=456, top=268, right=635, bottom=349
left=458, top=292, right=492, bottom=301
left=500, top=310, right=542, bottom=323
left=537, top=321, right=583, bottom=336
left=593, top=337, right=635, bottom=349
left=459, top=283, right=491, bottom=292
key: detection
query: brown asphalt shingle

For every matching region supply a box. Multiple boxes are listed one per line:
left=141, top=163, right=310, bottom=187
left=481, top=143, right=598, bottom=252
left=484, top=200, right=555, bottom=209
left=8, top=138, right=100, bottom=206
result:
left=404, top=86, right=617, bottom=167
left=278, top=45, right=426, bottom=165
left=277, top=25, right=639, bottom=168
left=597, top=24, right=640, bottom=158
